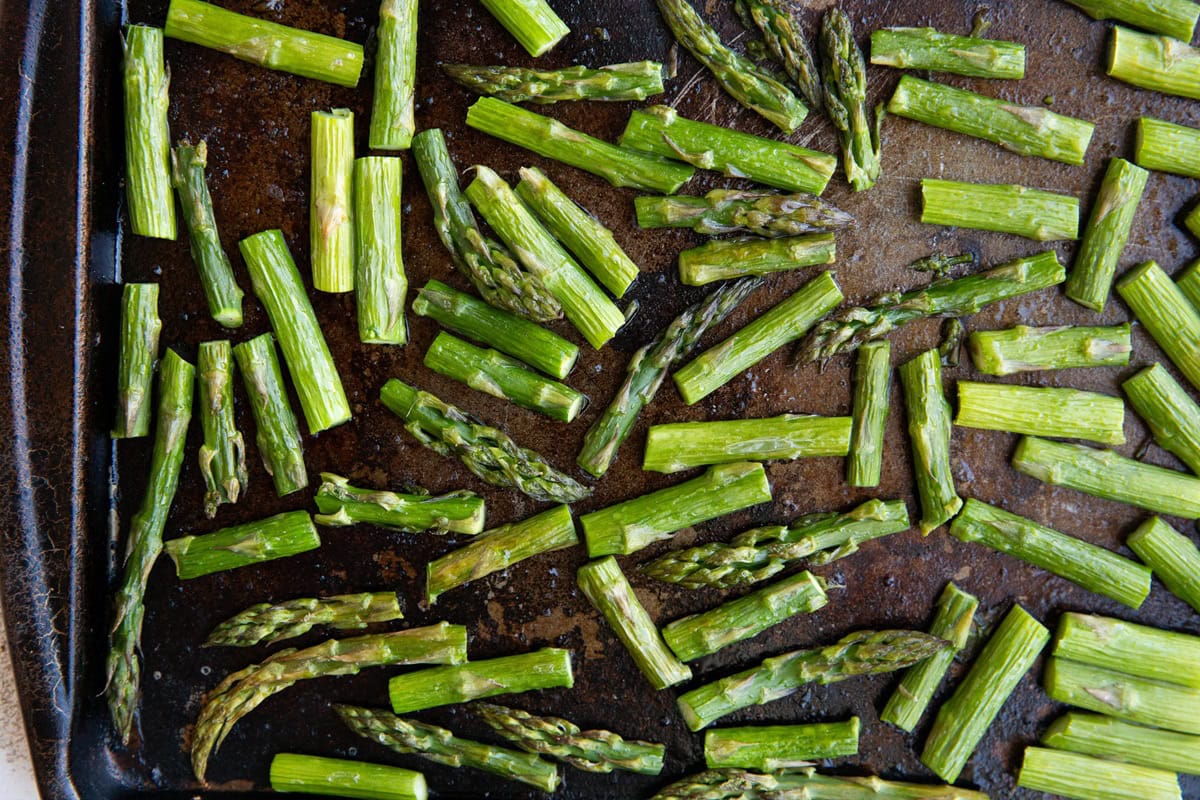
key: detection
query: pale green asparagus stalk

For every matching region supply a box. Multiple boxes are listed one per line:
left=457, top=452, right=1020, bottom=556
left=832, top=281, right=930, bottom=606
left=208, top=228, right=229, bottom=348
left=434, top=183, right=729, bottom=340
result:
left=968, top=324, right=1132, bottom=376
left=954, top=380, right=1126, bottom=445
left=311, top=109, right=355, bottom=293
left=369, top=0, right=417, bottom=150
left=899, top=348, right=961, bottom=535
left=388, top=648, right=574, bottom=713
left=1018, top=747, right=1182, bottom=800
left=232, top=334, right=307, bottom=496
left=1044, top=656, right=1200, bottom=734
left=1117, top=260, right=1200, bottom=394
left=642, top=414, right=850, bottom=473
left=196, top=340, right=247, bottom=517
left=444, top=61, right=665, bottom=104
left=354, top=156, right=407, bottom=344
left=1061, top=0, right=1199, bottom=41
left=1135, top=117, right=1200, bottom=178
left=313, top=473, right=486, bottom=535
left=1123, top=363, right=1200, bottom=474
left=1127, top=516, right=1200, bottom=614
left=1043, top=712, right=1200, bottom=776
left=650, top=767, right=989, bottom=800
left=921, top=178, right=1080, bottom=240
left=123, top=26, right=176, bottom=239
left=113, top=283, right=162, bottom=439
left=679, top=234, right=836, bottom=286
left=1108, top=25, right=1200, bottom=99
left=634, top=189, right=853, bottom=238
left=165, top=510, right=321, bottom=579
left=204, top=592, right=403, bottom=648
left=269, top=753, right=427, bottom=800
left=1066, top=157, right=1149, bottom=311
left=848, top=340, right=891, bottom=487
left=480, top=0, right=569, bottom=57
left=1053, top=611, right=1200, bottom=688
left=820, top=9, right=881, bottom=191
left=704, top=718, right=860, bottom=770
left=870, top=27, right=1025, bottom=79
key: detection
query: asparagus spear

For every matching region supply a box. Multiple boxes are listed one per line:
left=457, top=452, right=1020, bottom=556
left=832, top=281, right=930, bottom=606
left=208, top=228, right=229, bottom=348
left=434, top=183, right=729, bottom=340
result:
left=369, top=0, right=416, bottom=150
left=921, top=178, right=1079, bottom=240
left=1135, top=117, right=1200, bottom=177
left=113, top=283, right=162, bottom=439
left=204, top=591, right=403, bottom=648
left=473, top=702, right=666, bottom=775
left=577, top=278, right=759, bottom=477
left=1117, top=261, right=1200, bottom=393
left=164, top=0, right=364, bottom=86
left=643, top=414, right=851, bottom=473
left=1127, top=516, right=1200, bottom=614
left=1066, top=158, right=1149, bottom=311
left=888, top=75, right=1095, bottom=164
left=949, top=499, right=1152, bottom=609
left=820, top=9, right=881, bottom=191
left=635, top=189, right=853, bottom=238
left=704, top=718, right=860, bottom=769
left=354, top=157, right=407, bottom=344
left=466, top=166, right=625, bottom=349
left=968, top=323, right=1132, bottom=376
left=870, top=28, right=1025, bottom=79
left=232, top=334, right=307, bottom=496
left=955, top=381, right=1126, bottom=445
left=654, top=0, right=808, bottom=132
left=677, top=629, right=949, bottom=731
left=239, top=230, right=351, bottom=432
left=796, top=251, right=1066, bottom=363
left=426, top=504, right=578, bottom=603
left=679, top=234, right=836, bottom=286
left=734, top=0, right=822, bottom=110
left=1043, top=712, right=1200, bottom=776
left=1108, top=25, right=1200, bottom=99
left=123, top=26, right=175, bottom=239
left=619, top=106, right=835, bottom=195
left=313, top=473, right=485, bottom=535
left=651, top=767, right=989, bottom=800
left=445, top=61, right=665, bottom=103
left=389, top=648, right=573, bottom=713
left=465, top=98, right=695, bottom=194
left=1123, top=363, right=1200, bottom=474
left=881, top=582, right=979, bottom=732
left=848, top=341, right=890, bottom=487
left=336, top=705, right=560, bottom=792
left=1062, top=0, right=1199, bottom=41
left=165, top=510, right=320, bottom=579
left=379, top=379, right=589, bottom=504
left=106, top=349, right=193, bottom=743
left=481, top=0, right=568, bottom=57
left=170, top=142, right=243, bottom=326
left=662, top=570, right=829, bottom=662
left=1188, top=204, right=1200, bottom=239
left=581, top=462, right=772, bottom=557
left=899, top=349, right=961, bottom=536
left=1012, top=435, right=1200, bottom=519
left=269, top=753, right=427, bottom=800
left=411, top=129, right=561, bottom=322
left=1053, top=612, right=1200, bottom=688
left=191, top=624, right=467, bottom=781
left=196, top=340, right=247, bottom=517
left=641, top=498, right=910, bottom=589
left=515, top=166, right=639, bottom=297
left=676, top=271, right=843, bottom=404
left=921, top=604, right=1050, bottom=783
left=1018, top=747, right=1182, bottom=800
left=1044, top=656, right=1200, bottom=733
left=310, top=109, right=355, bottom=293
left=577, top=556, right=692, bottom=690
left=1180, top=260, right=1200, bottom=309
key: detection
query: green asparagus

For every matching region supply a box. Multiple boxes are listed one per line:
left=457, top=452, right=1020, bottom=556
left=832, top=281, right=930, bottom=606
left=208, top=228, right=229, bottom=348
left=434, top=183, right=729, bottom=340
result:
left=1117, top=261, right=1200, bottom=394
left=871, top=27, right=1025, bottom=79
left=1066, top=157, right=1149, bottom=311
left=310, top=108, right=355, bottom=293
left=1061, top=0, right=1199, bottom=41
left=1043, top=712, right=1200, bottom=776
left=369, top=0, right=416, bottom=150
left=196, top=340, right=247, bottom=517
left=1053, top=611, right=1200, bottom=688
left=1108, top=25, right=1200, bottom=99
left=165, top=510, right=320, bottom=579
left=389, top=648, right=573, bottom=713
left=679, top=234, right=836, bottom=286
left=1135, top=117, right=1200, bottom=177
left=634, top=189, right=853, bottom=238
left=1188, top=203, right=1200, bottom=239
left=354, top=156, right=407, bottom=344
left=650, top=767, right=989, bottom=800
left=900, top=349, right=961, bottom=535
left=1044, top=656, right=1200, bottom=734
left=1123, top=363, right=1200, bottom=474
left=704, top=718, right=860, bottom=769
left=848, top=341, right=890, bottom=487
left=643, top=414, right=850, bottom=473
left=123, top=26, right=176, bottom=239
left=232, top=334, right=307, bottom=496
left=481, top=0, right=568, bottom=57
left=968, top=324, right=1132, bottom=375
left=1179, top=260, right=1200, bottom=310
left=733, top=0, right=823, bottom=110
left=921, top=178, right=1079, bottom=240
left=1018, top=746, right=1182, bottom=800
left=313, top=473, right=485, bottom=535
left=954, top=381, right=1126, bottom=445
left=113, top=283, right=162, bottom=439
left=445, top=61, right=664, bottom=103
left=1127, top=516, right=1200, bottom=614
left=820, top=9, right=881, bottom=191
left=204, top=592, right=403, bottom=648
left=269, top=753, right=426, bottom=800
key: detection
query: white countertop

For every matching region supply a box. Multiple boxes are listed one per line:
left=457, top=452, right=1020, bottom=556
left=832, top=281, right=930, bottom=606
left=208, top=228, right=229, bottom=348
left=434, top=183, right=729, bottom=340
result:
left=0, top=612, right=45, bottom=799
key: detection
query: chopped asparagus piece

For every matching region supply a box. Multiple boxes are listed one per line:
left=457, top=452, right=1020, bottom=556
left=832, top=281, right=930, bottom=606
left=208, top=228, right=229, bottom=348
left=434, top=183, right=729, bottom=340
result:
left=679, top=234, right=836, bottom=286
left=650, top=767, right=989, bottom=800
left=1123, top=363, right=1200, bottom=474
left=196, top=340, right=247, bottom=517
left=123, top=26, right=176, bottom=239
left=1108, top=25, right=1200, bottom=99
left=643, top=414, right=851, bottom=473
left=1117, top=261, right=1200, bottom=394
left=354, top=156, right=407, bottom=344
left=1127, top=516, right=1200, bottom=614
left=870, top=27, right=1025, bottom=79
left=921, top=178, right=1079, bottom=240
left=389, top=648, right=573, bottom=713
left=232, top=334, right=307, bottom=496
left=635, top=189, right=853, bottom=238
left=310, top=109, right=355, bottom=293
left=445, top=61, right=664, bottom=103
left=1135, top=116, right=1200, bottom=177
left=369, top=0, right=417, bottom=150
left=1062, top=0, right=1199, bottom=41
left=1053, top=611, right=1200, bottom=688
left=165, top=510, right=320, bottom=579
left=1180, top=260, right=1200, bottom=309
left=480, top=0, right=568, bottom=56
left=1043, top=712, right=1200, bottom=776
left=1018, top=746, right=1181, bottom=800
left=704, top=718, right=860, bottom=770
left=968, top=324, right=1132, bottom=376
left=113, top=283, right=162, bottom=439
left=1066, top=157, right=1149, bottom=311
left=1188, top=203, right=1200, bottom=238
left=734, top=0, right=823, bottom=110
left=848, top=341, right=891, bottom=487
left=171, top=142, right=243, bottom=326
left=899, top=349, right=960, bottom=535
left=820, top=9, right=881, bottom=191
left=313, top=473, right=485, bottom=535
left=269, top=753, right=427, bottom=800
left=204, top=591, right=403, bottom=648
left=1044, top=656, right=1200, bottom=734
left=954, top=381, right=1126, bottom=445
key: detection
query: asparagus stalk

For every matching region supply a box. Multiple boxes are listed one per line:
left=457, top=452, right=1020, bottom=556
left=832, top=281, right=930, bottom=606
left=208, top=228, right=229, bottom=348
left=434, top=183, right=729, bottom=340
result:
left=677, top=629, right=949, bottom=731
left=1018, top=747, right=1181, bottom=800
left=577, top=556, right=692, bottom=690
left=474, top=702, right=666, bottom=775
left=733, top=0, right=823, bottom=110
left=899, top=349, right=961, bottom=535
left=379, top=379, right=589, bottom=503
left=920, top=604, right=1050, bottom=783
left=1135, top=117, right=1200, bottom=177
left=1062, top=0, right=1200, bottom=41
left=239, top=230, right=351, bottom=432
left=411, top=129, right=561, bottom=322
left=1012, top=435, right=1200, bottom=519
left=881, top=582, right=979, bottom=732
left=1053, top=611, right=1200, bottom=688
left=113, top=283, right=162, bottom=439
left=465, top=166, right=625, bottom=349
left=170, top=141, right=243, bottom=326
left=106, top=349, right=193, bottom=743
left=445, top=61, right=664, bottom=103
left=949, top=499, right=1152, bottom=608
left=197, top=340, right=248, bottom=517
left=191, top=624, right=467, bottom=781
left=1043, top=712, right=1200, bottom=776
left=797, top=251, right=1066, bottom=363
left=389, top=648, right=573, bottom=713
left=820, top=9, right=881, bottom=191
left=1127, top=516, right=1200, bottom=614
left=369, top=0, right=416, bottom=150
left=643, top=414, right=851, bottom=473
left=848, top=341, right=890, bottom=487
left=577, top=278, right=759, bottom=477
left=651, top=767, right=989, bottom=800
left=1066, top=158, right=1149, bottom=311
left=465, top=98, right=695, bottom=194
left=1123, top=363, right=1200, bottom=474
left=165, top=510, right=320, bottom=579
left=1180, top=260, right=1200, bottom=309
left=654, top=0, right=808, bottom=132
left=313, top=473, right=485, bottom=535
left=310, top=109, right=355, bottom=293
left=1108, top=25, right=1200, bottom=99
left=676, top=271, right=843, bottom=404
left=123, top=26, right=175, bottom=239
left=968, top=323, right=1132, bottom=376
left=704, top=718, right=860, bottom=769
left=336, top=705, right=560, bottom=792
left=204, top=591, right=403, bottom=648
left=426, top=504, right=578, bottom=603
left=641, top=498, right=910, bottom=589
left=269, top=753, right=427, bottom=800
left=921, top=178, right=1079, bottom=240
left=1188, top=203, right=1200, bottom=239
left=1045, top=656, right=1200, bottom=734
left=581, top=462, right=772, bottom=557
left=955, top=381, right=1126, bottom=445
left=679, top=234, right=836, bottom=286
left=1117, top=261, right=1200, bottom=393
left=662, top=570, right=829, bottom=662
left=232, top=334, right=307, bottom=496
left=888, top=75, right=1095, bottom=164
left=515, top=166, right=639, bottom=297
left=480, top=0, right=568, bottom=57
left=354, top=157, right=407, bottom=344
left=870, top=27, right=1025, bottom=79
left=635, top=189, right=853, bottom=238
